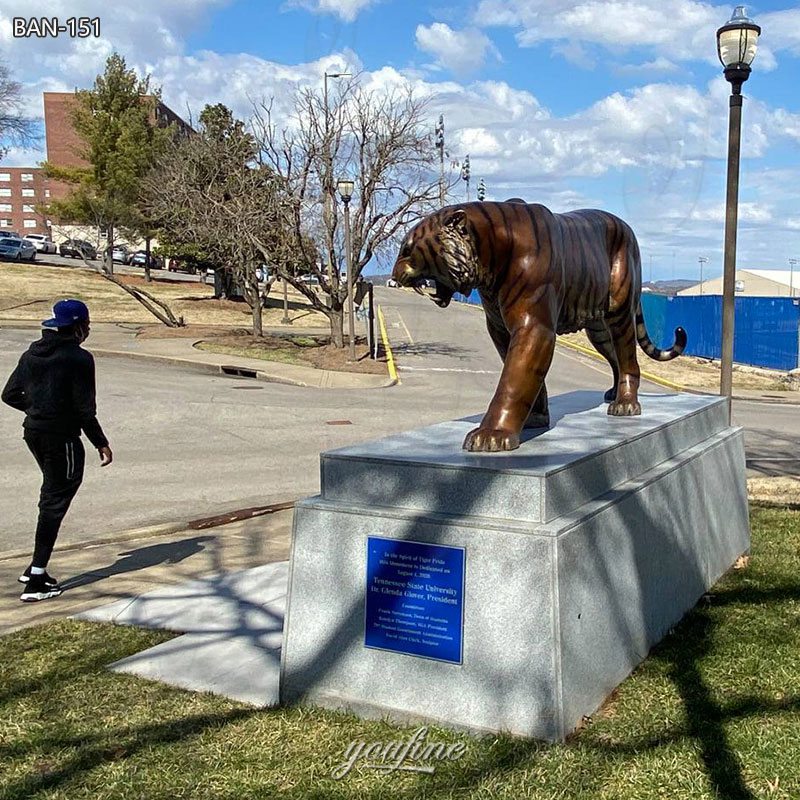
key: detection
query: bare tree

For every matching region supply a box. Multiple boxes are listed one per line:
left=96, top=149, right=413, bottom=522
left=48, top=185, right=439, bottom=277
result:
left=0, top=60, right=37, bottom=159
left=252, top=77, right=445, bottom=348
left=143, top=104, right=289, bottom=337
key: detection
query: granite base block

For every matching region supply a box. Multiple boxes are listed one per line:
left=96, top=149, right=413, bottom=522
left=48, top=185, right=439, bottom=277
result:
left=280, top=393, right=750, bottom=741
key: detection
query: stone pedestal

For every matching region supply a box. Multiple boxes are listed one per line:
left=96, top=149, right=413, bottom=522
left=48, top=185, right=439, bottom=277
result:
left=280, top=392, right=750, bottom=741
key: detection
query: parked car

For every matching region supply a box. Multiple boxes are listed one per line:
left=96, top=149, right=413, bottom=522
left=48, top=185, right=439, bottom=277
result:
left=0, top=236, right=37, bottom=261
left=299, top=273, right=320, bottom=285
left=386, top=278, right=399, bottom=287
left=24, top=234, right=57, bottom=254
left=127, top=250, right=162, bottom=269
left=59, top=239, right=98, bottom=260
left=0, top=230, right=22, bottom=239
left=111, top=245, right=130, bottom=263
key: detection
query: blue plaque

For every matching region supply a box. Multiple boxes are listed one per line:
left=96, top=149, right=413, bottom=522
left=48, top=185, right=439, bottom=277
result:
left=365, top=537, right=465, bottom=664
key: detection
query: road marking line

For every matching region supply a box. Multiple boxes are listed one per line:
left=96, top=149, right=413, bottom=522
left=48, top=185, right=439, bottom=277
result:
left=398, top=366, right=499, bottom=374
left=397, top=311, right=414, bottom=344
left=377, top=305, right=400, bottom=385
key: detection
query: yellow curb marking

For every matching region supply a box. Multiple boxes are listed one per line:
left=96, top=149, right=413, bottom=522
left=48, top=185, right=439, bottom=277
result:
left=377, top=305, right=400, bottom=385
left=556, top=338, right=687, bottom=392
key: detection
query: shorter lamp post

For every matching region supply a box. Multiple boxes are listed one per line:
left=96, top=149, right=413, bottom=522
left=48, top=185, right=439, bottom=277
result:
left=717, top=5, right=761, bottom=412
left=698, top=256, right=708, bottom=295
left=281, top=271, right=292, bottom=325
left=337, top=178, right=356, bottom=361
left=789, top=258, right=798, bottom=297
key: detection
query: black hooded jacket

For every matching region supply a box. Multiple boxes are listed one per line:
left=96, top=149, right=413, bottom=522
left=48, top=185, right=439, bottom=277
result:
left=1, top=330, right=109, bottom=448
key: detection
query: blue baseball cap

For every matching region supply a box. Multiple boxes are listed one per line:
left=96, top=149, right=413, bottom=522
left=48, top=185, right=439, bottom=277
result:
left=42, top=299, right=90, bottom=328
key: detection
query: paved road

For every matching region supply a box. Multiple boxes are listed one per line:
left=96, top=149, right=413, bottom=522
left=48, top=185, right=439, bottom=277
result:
left=0, top=287, right=796, bottom=553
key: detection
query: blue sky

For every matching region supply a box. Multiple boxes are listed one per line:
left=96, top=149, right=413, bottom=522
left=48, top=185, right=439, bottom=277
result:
left=1, top=0, right=799, bottom=280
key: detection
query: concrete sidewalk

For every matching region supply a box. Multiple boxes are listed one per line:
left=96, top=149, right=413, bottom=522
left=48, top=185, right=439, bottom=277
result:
left=0, top=320, right=394, bottom=389
left=0, top=505, right=294, bottom=636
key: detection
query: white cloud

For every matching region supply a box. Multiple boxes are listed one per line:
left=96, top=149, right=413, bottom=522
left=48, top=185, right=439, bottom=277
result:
left=473, top=0, right=787, bottom=72
left=415, top=23, right=500, bottom=75
left=282, top=0, right=380, bottom=23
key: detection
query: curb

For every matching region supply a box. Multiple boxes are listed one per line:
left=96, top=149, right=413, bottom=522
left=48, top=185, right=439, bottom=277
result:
left=377, top=305, right=400, bottom=385
left=0, top=499, right=298, bottom=563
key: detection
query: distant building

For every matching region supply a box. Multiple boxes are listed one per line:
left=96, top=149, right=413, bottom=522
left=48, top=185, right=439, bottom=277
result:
left=2, top=92, right=192, bottom=244
left=0, top=167, right=51, bottom=236
left=678, top=269, right=799, bottom=298
left=43, top=91, right=192, bottom=205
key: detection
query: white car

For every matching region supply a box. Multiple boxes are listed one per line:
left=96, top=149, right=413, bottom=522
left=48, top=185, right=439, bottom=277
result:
left=24, top=234, right=57, bottom=254
left=0, top=236, right=37, bottom=261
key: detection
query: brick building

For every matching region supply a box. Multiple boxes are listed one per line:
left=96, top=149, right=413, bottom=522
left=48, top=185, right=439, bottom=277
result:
left=3, top=92, right=190, bottom=243
left=0, top=167, right=51, bottom=236
left=42, top=91, right=192, bottom=205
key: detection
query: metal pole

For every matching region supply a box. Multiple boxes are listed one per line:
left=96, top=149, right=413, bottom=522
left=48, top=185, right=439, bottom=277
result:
left=790, top=258, right=798, bottom=297
left=282, top=274, right=292, bottom=325
left=720, top=91, right=743, bottom=414
left=699, top=256, right=708, bottom=296
left=323, top=74, right=333, bottom=301
left=367, top=281, right=375, bottom=359
left=344, top=196, right=355, bottom=361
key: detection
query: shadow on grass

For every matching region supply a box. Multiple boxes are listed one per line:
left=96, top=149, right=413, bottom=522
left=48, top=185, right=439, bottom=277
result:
left=1, top=708, right=256, bottom=799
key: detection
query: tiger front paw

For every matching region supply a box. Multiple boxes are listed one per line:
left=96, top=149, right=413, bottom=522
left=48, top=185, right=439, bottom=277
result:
left=607, top=399, right=641, bottom=416
left=462, top=427, right=521, bottom=452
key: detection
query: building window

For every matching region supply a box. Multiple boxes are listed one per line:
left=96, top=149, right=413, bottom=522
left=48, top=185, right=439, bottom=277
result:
left=22, top=204, right=35, bottom=213
left=0, top=173, right=9, bottom=182
left=45, top=189, right=51, bottom=198
left=0, top=219, right=11, bottom=227
left=0, top=204, right=11, bottom=212
left=0, top=189, right=11, bottom=197
left=23, top=219, right=37, bottom=228
left=21, top=188, right=35, bottom=197
left=21, top=173, right=33, bottom=182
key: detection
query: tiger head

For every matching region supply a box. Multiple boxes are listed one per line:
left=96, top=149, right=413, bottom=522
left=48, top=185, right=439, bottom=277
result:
left=391, top=208, right=480, bottom=308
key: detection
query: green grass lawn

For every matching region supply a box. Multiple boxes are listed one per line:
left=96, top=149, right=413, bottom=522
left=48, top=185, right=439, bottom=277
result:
left=1, top=505, right=798, bottom=800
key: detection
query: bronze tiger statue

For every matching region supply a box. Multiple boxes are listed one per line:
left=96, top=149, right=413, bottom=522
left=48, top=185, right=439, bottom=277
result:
left=391, top=201, right=686, bottom=452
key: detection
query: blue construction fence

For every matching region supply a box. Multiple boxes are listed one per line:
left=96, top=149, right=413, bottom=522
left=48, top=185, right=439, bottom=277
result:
left=453, top=290, right=800, bottom=371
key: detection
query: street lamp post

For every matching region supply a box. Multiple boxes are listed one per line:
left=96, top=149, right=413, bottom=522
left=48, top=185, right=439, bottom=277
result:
left=789, top=258, right=798, bottom=297
left=323, top=71, right=351, bottom=297
left=698, top=256, right=708, bottom=296
left=282, top=273, right=292, bottom=325
left=716, top=5, right=761, bottom=414
left=337, top=178, right=356, bottom=361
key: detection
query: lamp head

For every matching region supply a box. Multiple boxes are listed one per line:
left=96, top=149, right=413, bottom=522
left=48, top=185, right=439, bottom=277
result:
left=337, top=178, right=355, bottom=202
left=717, top=6, right=761, bottom=74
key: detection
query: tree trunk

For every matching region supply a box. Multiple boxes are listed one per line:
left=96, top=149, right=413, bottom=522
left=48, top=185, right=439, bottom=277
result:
left=329, top=306, right=344, bottom=348
left=105, top=225, right=114, bottom=275
left=252, top=297, right=263, bottom=337
left=144, top=236, right=152, bottom=283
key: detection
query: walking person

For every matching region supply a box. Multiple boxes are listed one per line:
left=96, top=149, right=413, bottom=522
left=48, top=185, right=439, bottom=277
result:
left=2, top=299, right=113, bottom=602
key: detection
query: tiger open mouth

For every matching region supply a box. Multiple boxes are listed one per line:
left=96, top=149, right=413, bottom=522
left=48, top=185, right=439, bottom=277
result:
left=411, top=277, right=454, bottom=308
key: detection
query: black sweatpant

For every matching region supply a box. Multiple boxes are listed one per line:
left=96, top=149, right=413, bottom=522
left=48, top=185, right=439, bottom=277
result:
left=24, top=430, right=85, bottom=569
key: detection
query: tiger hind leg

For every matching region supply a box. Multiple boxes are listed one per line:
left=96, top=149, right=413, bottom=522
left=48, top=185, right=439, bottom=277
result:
left=585, top=322, right=619, bottom=403
left=606, top=312, right=641, bottom=417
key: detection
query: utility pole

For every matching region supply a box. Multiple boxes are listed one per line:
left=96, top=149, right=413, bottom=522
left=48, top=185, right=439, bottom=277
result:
left=461, top=154, right=470, bottom=202
left=435, top=115, right=445, bottom=207
left=477, top=178, right=486, bottom=201
left=789, top=258, right=798, bottom=297
left=698, top=256, right=708, bottom=296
